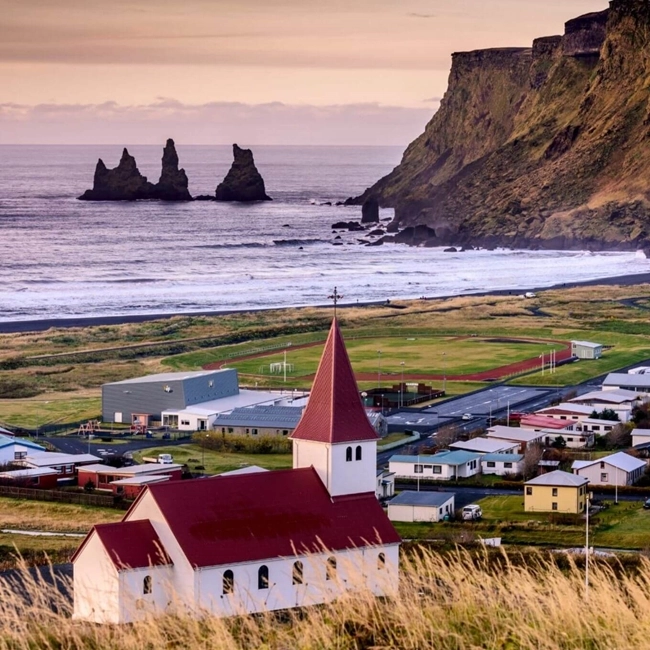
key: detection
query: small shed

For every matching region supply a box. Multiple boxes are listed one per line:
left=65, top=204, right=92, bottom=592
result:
left=387, top=490, right=455, bottom=523
left=571, top=341, right=603, bottom=360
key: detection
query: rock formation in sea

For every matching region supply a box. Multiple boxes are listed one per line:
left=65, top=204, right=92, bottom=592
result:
left=215, top=144, right=272, bottom=202
left=349, top=1, right=650, bottom=251
left=78, top=149, right=155, bottom=201
left=153, top=139, right=192, bottom=201
left=361, top=198, right=379, bottom=223
left=78, top=140, right=192, bottom=201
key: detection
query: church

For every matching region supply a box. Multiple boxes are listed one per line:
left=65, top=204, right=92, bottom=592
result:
left=72, top=319, right=401, bottom=623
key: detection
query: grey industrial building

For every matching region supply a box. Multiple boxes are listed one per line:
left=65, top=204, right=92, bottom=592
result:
left=102, top=369, right=239, bottom=424
left=602, top=372, right=650, bottom=394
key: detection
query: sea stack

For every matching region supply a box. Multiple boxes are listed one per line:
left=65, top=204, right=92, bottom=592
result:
left=215, top=144, right=272, bottom=202
left=154, top=139, right=192, bottom=201
left=361, top=197, right=379, bottom=223
left=78, top=149, right=155, bottom=201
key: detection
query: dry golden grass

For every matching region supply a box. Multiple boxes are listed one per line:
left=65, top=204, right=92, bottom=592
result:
left=2, top=548, right=650, bottom=649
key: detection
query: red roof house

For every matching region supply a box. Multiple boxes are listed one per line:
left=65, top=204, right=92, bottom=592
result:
left=73, top=319, right=400, bottom=624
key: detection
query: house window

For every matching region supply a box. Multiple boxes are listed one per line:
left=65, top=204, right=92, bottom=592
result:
left=143, top=575, right=152, bottom=595
left=14, top=451, right=26, bottom=460
left=355, top=446, right=362, bottom=461
left=181, top=420, right=190, bottom=426
left=504, top=463, right=512, bottom=469
left=292, top=561, right=304, bottom=585
left=258, top=565, right=269, bottom=590
left=282, top=430, right=289, bottom=436
left=432, top=465, right=442, bottom=474
left=552, top=502, right=558, bottom=511
left=378, top=553, right=386, bottom=570
left=601, top=473, right=608, bottom=482
left=346, top=447, right=352, bottom=462
left=526, top=487, right=532, bottom=495
left=414, top=464, right=423, bottom=474
left=552, top=488, right=558, bottom=497
left=567, top=438, right=573, bottom=442
left=221, top=428, right=225, bottom=434
left=223, top=570, right=234, bottom=595
left=246, top=428, right=250, bottom=434
left=326, top=556, right=337, bottom=581
left=593, top=426, right=600, bottom=431
left=252, top=429, right=258, bottom=435
left=487, top=462, right=496, bottom=468
left=228, top=428, right=234, bottom=434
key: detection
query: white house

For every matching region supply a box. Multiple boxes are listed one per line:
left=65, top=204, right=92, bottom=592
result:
left=480, top=453, right=524, bottom=476
left=387, top=491, right=455, bottom=523
left=632, top=429, right=650, bottom=448
left=602, top=373, right=650, bottom=395
left=534, top=403, right=596, bottom=423
left=571, top=341, right=603, bottom=359
left=376, top=469, right=395, bottom=500
left=572, top=452, right=646, bottom=487
left=542, top=429, right=595, bottom=449
left=577, top=418, right=618, bottom=436
left=389, top=450, right=481, bottom=481
left=519, top=415, right=577, bottom=433
left=449, top=438, right=518, bottom=455
left=0, top=434, right=45, bottom=465
left=73, top=319, right=400, bottom=624
left=485, top=426, right=545, bottom=452
left=568, top=389, right=641, bottom=422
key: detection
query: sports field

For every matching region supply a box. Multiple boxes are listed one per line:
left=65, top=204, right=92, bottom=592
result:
left=226, top=336, right=566, bottom=381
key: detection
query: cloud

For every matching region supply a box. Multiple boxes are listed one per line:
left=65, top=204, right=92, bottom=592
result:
left=408, top=13, right=436, bottom=18
left=0, top=99, right=434, bottom=146
left=422, top=96, right=442, bottom=103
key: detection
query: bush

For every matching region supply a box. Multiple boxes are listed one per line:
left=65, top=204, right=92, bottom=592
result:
left=193, top=432, right=292, bottom=455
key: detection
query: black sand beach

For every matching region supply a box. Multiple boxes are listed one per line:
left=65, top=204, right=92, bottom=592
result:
left=2, top=271, right=650, bottom=335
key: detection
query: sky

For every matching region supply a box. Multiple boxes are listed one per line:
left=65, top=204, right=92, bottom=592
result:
left=0, top=0, right=609, bottom=145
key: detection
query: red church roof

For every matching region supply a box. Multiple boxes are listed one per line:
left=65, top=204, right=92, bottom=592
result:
left=290, top=319, right=379, bottom=444
left=126, top=467, right=399, bottom=569
left=73, top=519, right=172, bottom=571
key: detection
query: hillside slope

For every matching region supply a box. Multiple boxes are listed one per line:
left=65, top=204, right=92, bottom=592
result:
left=353, top=1, right=650, bottom=250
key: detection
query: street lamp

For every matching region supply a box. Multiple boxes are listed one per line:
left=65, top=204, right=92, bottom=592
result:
left=442, top=352, right=447, bottom=393
left=377, top=350, right=382, bottom=389
left=400, top=361, right=405, bottom=408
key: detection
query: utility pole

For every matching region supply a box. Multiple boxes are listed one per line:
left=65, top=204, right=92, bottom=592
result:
left=377, top=350, right=382, bottom=389
left=585, top=491, right=591, bottom=599
left=400, top=361, right=405, bottom=408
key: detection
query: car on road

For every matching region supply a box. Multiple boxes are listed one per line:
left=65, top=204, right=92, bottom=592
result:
left=462, top=504, right=483, bottom=521
left=461, top=413, right=472, bottom=421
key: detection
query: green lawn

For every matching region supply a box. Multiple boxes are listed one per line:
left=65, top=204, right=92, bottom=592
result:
left=0, top=396, right=101, bottom=429
left=132, top=444, right=292, bottom=475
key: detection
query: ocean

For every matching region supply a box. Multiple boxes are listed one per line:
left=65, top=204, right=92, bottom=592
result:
left=0, top=144, right=646, bottom=323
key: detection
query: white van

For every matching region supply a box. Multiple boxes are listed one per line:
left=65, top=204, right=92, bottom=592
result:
left=462, top=504, right=483, bottom=521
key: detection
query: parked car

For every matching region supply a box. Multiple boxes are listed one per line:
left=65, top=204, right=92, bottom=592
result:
left=643, top=498, right=650, bottom=509
left=461, top=413, right=472, bottom=421
left=462, top=504, right=483, bottom=521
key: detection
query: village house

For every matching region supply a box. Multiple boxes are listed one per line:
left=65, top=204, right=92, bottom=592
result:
left=387, top=491, right=455, bottom=523
left=524, top=470, right=588, bottom=514
left=568, top=389, right=641, bottom=422
left=519, top=414, right=576, bottom=433
left=376, top=468, right=395, bottom=499
left=213, top=405, right=304, bottom=437
left=572, top=452, right=646, bottom=487
left=389, top=450, right=481, bottom=481
left=449, top=437, right=519, bottom=455
left=480, top=453, right=524, bottom=476
left=15, top=452, right=102, bottom=481
left=0, top=467, right=60, bottom=489
left=485, top=426, right=545, bottom=452
left=0, top=434, right=46, bottom=465
left=77, top=463, right=184, bottom=495
left=542, top=429, right=595, bottom=449
left=602, top=373, right=650, bottom=395
left=73, top=319, right=400, bottom=623
left=534, top=402, right=596, bottom=423
left=632, top=429, right=650, bottom=448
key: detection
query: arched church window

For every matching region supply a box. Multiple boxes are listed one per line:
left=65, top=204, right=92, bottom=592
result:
left=346, top=446, right=352, bottom=462
left=355, top=445, right=362, bottom=461
left=223, top=569, right=234, bottom=595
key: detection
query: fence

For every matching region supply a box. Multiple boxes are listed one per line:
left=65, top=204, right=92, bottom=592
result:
left=0, top=485, right=130, bottom=509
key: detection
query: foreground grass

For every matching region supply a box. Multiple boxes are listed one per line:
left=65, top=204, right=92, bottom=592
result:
left=132, top=444, right=293, bottom=475
left=0, top=497, right=122, bottom=534
left=4, top=549, right=650, bottom=649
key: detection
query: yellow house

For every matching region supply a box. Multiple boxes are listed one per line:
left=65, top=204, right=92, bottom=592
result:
left=524, top=470, right=588, bottom=514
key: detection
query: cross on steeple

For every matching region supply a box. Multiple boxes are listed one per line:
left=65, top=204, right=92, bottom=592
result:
left=328, top=286, right=343, bottom=318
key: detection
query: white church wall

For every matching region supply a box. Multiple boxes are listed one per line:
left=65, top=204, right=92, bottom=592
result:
left=329, top=440, right=377, bottom=496
left=119, top=566, right=176, bottom=623
left=73, top=532, right=120, bottom=623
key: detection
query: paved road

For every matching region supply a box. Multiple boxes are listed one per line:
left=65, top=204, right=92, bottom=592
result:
left=41, top=435, right=192, bottom=460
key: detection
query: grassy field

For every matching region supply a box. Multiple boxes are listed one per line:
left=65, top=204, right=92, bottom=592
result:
left=5, top=547, right=650, bottom=648
left=133, top=444, right=293, bottom=475
left=397, top=495, right=650, bottom=549
left=0, top=394, right=101, bottom=429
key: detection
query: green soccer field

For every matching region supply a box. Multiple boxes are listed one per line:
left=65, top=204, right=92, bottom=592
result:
left=227, top=336, right=565, bottom=379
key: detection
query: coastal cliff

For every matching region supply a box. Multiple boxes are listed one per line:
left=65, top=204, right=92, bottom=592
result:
left=352, top=1, right=650, bottom=250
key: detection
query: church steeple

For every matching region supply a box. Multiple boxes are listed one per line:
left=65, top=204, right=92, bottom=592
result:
left=290, top=318, right=379, bottom=444
left=291, top=319, right=378, bottom=498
